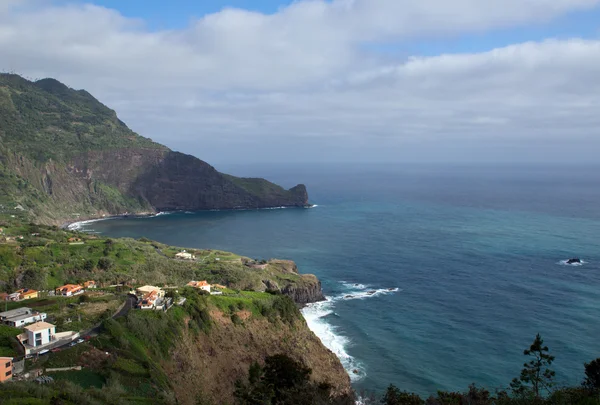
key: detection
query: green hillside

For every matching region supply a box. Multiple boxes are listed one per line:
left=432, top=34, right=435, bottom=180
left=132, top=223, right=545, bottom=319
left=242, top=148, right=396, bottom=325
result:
left=0, top=74, right=308, bottom=225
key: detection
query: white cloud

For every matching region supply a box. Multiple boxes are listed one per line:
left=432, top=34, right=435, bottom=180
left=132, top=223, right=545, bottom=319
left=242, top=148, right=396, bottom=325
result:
left=0, top=0, right=599, bottom=163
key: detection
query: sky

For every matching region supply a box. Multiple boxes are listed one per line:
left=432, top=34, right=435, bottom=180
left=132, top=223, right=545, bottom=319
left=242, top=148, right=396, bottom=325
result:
left=1, top=0, right=600, bottom=164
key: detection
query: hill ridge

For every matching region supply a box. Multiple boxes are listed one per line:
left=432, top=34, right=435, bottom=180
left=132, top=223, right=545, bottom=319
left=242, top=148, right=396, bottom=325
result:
left=0, top=73, right=308, bottom=224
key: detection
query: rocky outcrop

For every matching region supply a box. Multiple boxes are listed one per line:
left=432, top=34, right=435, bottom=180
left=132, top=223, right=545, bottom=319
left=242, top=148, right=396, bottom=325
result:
left=281, top=274, right=326, bottom=304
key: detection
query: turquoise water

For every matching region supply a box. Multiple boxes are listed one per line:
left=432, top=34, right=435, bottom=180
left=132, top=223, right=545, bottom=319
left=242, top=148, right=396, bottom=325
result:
left=78, top=164, right=600, bottom=396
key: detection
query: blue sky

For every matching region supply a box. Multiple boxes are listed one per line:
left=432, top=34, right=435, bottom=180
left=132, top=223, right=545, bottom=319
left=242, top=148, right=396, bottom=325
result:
left=63, top=0, right=288, bottom=29
left=2, top=0, right=600, bottom=163
left=69, top=0, right=600, bottom=55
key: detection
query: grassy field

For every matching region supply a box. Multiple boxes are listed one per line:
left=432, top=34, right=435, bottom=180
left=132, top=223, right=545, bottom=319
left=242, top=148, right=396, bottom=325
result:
left=0, top=222, right=308, bottom=296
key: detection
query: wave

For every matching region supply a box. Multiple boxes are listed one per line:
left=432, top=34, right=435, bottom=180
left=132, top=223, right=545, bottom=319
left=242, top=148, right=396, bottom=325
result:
left=558, top=259, right=587, bottom=266
left=67, top=217, right=109, bottom=231
left=340, top=287, right=400, bottom=301
left=302, top=299, right=366, bottom=382
left=302, top=282, right=400, bottom=383
left=153, top=211, right=173, bottom=217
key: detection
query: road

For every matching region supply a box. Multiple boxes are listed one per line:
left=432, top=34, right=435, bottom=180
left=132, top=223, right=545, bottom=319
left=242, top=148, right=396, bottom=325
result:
left=14, top=295, right=138, bottom=363
left=84, top=294, right=137, bottom=337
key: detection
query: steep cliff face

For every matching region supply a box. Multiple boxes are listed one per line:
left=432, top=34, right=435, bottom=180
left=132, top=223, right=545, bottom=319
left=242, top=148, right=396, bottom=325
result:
left=0, top=74, right=309, bottom=224
left=165, top=311, right=352, bottom=405
left=255, top=260, right=326, bottom=304
left=281, top=274, right=326, bottom=304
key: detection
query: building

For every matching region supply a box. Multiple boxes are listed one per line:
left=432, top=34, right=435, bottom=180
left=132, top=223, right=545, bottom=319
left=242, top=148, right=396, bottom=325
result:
left=23, top=322, right=56, bottom=348
left=17, top=321, right=78, bottom=355
left=138, top=290, right=159, bottom=309
left=0, top=307, right=47, bottom=328
left=0, top=293, right=8, bottom=301
left=6, top=292, right=21, bottom=302
left=187, top=280, right=211, bottom=293
left=16, top=289, right=39, bottom=300
left=83, top=281, right=97, bottom=289
left=56, top=284, right=84, bottom=297
left=0, top=307, right=31, bottom=323
left=135, top=286, right=165, bottom=297
left=0, top=357, right=12, bottom=383
left=175, top=250, right=195, bottom=260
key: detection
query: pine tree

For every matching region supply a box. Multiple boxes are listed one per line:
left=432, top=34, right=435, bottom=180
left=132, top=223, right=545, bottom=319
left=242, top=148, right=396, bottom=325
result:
left=583, top=358, right=600, bottom=391
left=510, top=334, right=555, bottom=398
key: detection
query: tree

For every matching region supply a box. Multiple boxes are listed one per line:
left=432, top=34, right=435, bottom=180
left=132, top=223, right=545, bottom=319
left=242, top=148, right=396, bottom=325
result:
left=83, top=259, right=96, bottom=272
left=233, top=354, right=354, bottom=405
left=97, top=257, right=114, bottom=271
left=583, top=358, right=600, bottom=391
left=381, top=385, right=423, bottom=405
left=510, top=334, right=555, bottom=398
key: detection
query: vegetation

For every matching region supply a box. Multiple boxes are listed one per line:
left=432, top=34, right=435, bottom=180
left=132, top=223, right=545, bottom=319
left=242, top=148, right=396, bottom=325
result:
left=0, top=324, right=21, bottom=356
left=234, top=354, right=354, bottom=405
left=510, top=334, right=556, bottom=399
left=0, top=73, right=308, bottom=225
left=0, top=222, right=311, bottom=296
left=376, top=335, right=600, bottom=405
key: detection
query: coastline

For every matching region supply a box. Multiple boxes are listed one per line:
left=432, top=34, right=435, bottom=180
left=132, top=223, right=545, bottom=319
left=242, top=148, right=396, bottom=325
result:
left=63, top=204, right=318, bottom=230
left=64, top=205, right=377, bottom=386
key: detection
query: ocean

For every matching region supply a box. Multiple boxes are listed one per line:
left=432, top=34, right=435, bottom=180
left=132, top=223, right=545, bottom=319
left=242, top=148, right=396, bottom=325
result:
left=75, top=163, right=600, bottom=397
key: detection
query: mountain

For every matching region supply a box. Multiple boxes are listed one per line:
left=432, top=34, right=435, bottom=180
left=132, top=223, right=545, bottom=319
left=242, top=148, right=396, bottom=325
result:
left=0, top=74, right=309, bottom=224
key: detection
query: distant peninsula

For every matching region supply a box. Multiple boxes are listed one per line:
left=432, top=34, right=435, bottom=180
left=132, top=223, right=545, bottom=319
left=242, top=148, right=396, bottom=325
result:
left=0, top=74, right=309, bottom=225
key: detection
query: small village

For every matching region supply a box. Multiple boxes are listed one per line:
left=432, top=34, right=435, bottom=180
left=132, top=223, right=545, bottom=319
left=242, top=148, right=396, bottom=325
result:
left=0, top=248, right=226, bottom=384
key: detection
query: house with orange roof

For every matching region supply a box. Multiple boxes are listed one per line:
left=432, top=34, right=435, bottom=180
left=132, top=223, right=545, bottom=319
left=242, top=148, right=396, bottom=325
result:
left=138, top=290, right=159, bottom=310
left=56, top=284, right=84, bottom=297
left=187, top=280, right=211, bottom=293
left=16, top=288, right=38, bottom=300
left=83, top=281, right=97, bottom=289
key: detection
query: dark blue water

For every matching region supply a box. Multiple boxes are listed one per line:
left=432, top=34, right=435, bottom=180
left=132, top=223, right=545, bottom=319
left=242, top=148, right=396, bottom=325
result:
left=78, top=164, right=600, bottom=396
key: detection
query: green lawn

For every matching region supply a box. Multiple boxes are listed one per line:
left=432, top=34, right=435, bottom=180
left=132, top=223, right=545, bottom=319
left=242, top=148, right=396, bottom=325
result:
left=46, top=369, right=106, bottom=389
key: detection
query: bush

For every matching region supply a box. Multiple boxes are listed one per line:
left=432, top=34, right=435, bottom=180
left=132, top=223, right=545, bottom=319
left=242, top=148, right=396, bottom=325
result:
left=231, top=313, right=243, bottom=326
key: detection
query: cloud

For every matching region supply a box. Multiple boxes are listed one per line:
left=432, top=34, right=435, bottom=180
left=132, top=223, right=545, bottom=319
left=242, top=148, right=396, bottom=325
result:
left=0, top=1, right=599, bottom=163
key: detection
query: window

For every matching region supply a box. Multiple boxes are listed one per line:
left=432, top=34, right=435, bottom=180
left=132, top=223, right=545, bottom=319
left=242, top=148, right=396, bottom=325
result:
left=5, top=370, right=11, bottom=377
left=35, top=332, right=43, bottom=347
left=4, top=362, right=10, bottom=368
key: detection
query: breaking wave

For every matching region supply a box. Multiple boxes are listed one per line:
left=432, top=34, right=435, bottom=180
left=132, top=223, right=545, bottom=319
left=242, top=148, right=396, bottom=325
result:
left=301, top=282, right=400, bottom=383
left=67, top=218, right=108, bottom=231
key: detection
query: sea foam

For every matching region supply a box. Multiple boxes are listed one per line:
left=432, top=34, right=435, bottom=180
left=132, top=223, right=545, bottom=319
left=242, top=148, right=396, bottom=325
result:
left=301, top=282, right=399, bottom=383
left=558, top=259, right=587, bottom=266
left=67, top=217, right=108, bottom=231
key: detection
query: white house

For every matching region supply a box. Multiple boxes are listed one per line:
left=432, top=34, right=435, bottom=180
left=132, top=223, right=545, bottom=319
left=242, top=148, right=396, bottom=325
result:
left=0, top=308, right=47, bottom=328
left=186, top=280, right=211, bottom=293
left=175, top=250, right=195, bottom=260
left=23, top=322, right=56, bottom=348
left=56, top=284, right=84, bottom=297
left=0, top=308, right=30, bottom=322
left=136, top=286, right=165, bottom=298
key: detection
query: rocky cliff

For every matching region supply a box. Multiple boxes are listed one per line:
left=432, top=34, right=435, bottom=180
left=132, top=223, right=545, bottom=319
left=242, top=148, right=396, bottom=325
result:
left=166, top=309, right=352, bottom=405
left=0, top=74, right=309, bottom=224
left=255, top=260, right=326, bottom=304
